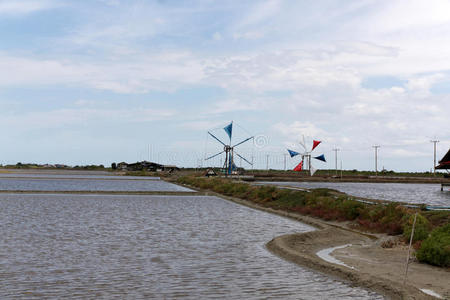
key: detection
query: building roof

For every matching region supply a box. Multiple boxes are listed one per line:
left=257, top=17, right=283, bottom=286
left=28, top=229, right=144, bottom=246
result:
left=436, top=149, right=450, bottom=169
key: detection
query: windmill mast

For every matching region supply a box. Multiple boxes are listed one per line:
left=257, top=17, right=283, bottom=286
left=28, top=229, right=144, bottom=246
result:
left=224, top=146, right=229, bottom=177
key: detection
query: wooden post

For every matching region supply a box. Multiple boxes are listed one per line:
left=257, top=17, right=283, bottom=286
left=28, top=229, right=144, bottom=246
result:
left=403, top=213, right=417, bottom=286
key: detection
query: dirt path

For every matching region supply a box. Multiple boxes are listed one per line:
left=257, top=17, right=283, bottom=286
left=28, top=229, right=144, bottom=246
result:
left=332, top=239, right=449, bottom=299
left=267, top=228, right=449, bottom=299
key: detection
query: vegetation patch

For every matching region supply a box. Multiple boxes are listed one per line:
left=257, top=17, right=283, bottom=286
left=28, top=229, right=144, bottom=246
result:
left=177, top=176, right=450, bottom=268
left=402, top=214, right=430, bottom=243
left=416, top=224, right=450, bottom=267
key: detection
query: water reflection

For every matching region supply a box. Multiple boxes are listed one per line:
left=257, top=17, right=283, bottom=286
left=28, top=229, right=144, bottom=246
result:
left=0, top=194, right=383, bottom=299
left=260, top=181, right=450, bottom=206
left=0, top=178, right=190, bottom=192
left=0, top=173, right=160, bottom=180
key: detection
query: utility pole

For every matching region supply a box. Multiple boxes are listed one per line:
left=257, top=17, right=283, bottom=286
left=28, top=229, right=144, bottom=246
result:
left=266, top=154, right=269, bottom=171
left=283, top=153, right=287, bottom=171
left=332, top=148, right=340, bottom=176
left=430, top=139, right=439, bottom=176
left=373, top=145, right=380, bottom=176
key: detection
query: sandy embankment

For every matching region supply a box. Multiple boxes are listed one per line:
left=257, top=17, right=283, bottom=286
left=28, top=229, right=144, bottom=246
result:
left=267, top=228, right=449, bottom=300
left=174, top=181, right=449, bottom=300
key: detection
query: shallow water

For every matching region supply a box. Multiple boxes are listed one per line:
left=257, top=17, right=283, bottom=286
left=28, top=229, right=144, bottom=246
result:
left=0, top=194, right=383, bottom=299
left=259, top=181, right=450, bottom=206
left=0, top=178, right=190, bottom=192
left=316, top=245, right=355, bottom=270
left=0, top=173, right=160, bottom=180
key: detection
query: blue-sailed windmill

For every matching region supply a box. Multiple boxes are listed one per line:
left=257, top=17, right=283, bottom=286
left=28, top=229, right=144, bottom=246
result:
left=205, top=121, right=254, bottom=176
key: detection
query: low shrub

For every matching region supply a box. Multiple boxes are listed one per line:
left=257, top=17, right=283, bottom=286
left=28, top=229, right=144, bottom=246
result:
left=338, top=198, right=364, bottom=220
left=402, top=213, right=430, bottom=243
left=422, top=210, right=450, bottom=228
left=272, top=190, right=306, bottom=208
left=416, top=224, right=450, bottom=267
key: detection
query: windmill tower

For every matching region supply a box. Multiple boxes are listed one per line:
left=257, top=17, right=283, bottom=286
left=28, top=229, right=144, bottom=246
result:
left=287, top=136, right=326, bottom=176
left=205, top=121, right=254, bottom=176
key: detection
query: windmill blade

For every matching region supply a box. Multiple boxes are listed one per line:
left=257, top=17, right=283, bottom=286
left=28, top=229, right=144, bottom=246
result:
left=234, top=151, right=252, bottom=166
left=293, top=161, right=303, bottom=171
left=312, top=140, right=321, bottom=151
left=205, top=150, right=225, bottom=160
left=208, top=131, right=227, bottom=146
left=288, top=149, right=300, bottom=157
left=224, top=122, right=233, bottom=139
left=232, top=136, right=254, bottom=148
left=299, top=135, right=307, bottom=151
left=313, top=154, right=326, bottom=162
left=310, top=165, right=317, bottom=176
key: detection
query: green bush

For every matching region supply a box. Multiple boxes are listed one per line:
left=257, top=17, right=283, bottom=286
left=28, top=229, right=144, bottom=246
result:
left=417, top=224, right=450, bottom=267
left=339, top=199, right=364, bottom=220
left=273, top=190, right=306, bottom=208
left=402, top=214, right=430, bottom=242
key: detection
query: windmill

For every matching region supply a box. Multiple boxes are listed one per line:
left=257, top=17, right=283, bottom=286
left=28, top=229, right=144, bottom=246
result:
left=287, top=136, right=326, bottom=176
left=205, top=121, right=254, bottom=176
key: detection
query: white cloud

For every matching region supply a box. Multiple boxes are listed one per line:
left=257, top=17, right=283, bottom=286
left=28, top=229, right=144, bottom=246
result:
left=204, top=50, right=362, bottom=92
left=0, top=107, right=176, bottom=130
left=237, top=0, right=281, bottom=28
left=406, top=73, right=446, bottom=97
left=232, top=31, right=264, bottom=40
left=212, top=32, right=222, bottom=41
left=366, top=0, right=450, bottom=33
left=0, top=52, right=205, bottom=93
left=273, top=121, right=326, bottom=139
left=389, top=148, right=428, bottom=158
left=181, top=121, right=225, bottom=131
left=211, top=98, right=268, bottom=114
left=0, top=0, right=59, bottom=15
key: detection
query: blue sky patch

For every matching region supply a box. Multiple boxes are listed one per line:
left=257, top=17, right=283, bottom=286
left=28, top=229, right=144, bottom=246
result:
left=361, top=76, right=406, bottom=90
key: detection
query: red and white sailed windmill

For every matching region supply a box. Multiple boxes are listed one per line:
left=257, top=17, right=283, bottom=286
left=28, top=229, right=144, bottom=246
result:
left=287, top=136, right=326, bottom=176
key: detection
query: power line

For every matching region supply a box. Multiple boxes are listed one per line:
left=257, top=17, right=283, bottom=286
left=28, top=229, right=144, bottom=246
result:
left=332, top=148, right=340, bottom=176
left=430, top=139, right=439, bottom=175
left=372, top=145, right=380, bottom=176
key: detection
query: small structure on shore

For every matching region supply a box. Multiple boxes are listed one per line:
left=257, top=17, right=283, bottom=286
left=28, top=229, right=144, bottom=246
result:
left=436, top=148, right=450, bottom=191
left=436, top=148, right=450, bottom=171
left=204, top=168, right=217, bottom=177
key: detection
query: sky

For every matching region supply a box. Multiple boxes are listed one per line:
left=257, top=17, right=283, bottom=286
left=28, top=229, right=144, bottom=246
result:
left=0, top=0, right=449, bottom=171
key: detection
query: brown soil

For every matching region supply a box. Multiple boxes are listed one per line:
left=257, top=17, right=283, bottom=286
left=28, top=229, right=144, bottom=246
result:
left=267, top=229, right=449, bottom=300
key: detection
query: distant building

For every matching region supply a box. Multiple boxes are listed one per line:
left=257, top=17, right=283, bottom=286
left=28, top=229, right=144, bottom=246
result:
left=204, top=168, right=217, bottom=177
left=42, top=164, right=55, bottom=168
left=163, top=165, right=178, bottom=172
left=436, top=149, right=450, bottom=170
left=117, top=162, right=129, bottom=170
left=115, top=161, right=179, bottom=172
